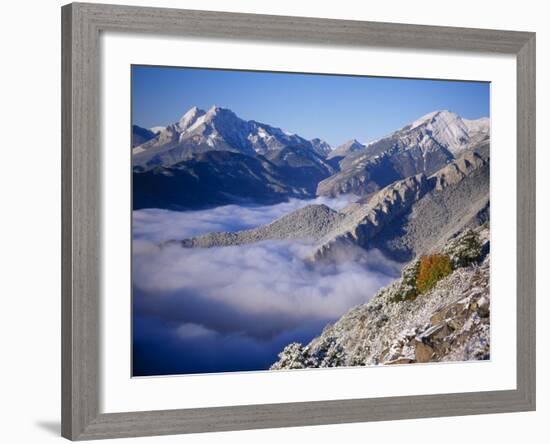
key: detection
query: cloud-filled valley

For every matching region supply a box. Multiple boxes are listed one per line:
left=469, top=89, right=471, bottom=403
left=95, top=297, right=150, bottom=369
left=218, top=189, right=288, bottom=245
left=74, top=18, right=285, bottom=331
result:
left=132, top=197, right=401, bottom=376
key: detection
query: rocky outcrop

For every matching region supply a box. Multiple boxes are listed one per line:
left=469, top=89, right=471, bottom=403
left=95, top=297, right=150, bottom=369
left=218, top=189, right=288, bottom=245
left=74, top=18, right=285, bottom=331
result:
left=271, top=226, right=490, bottom=369
left=364, top=152, right=489, bottom=261
left=432, top=151, right=487, bottom=191
left=174, top=204, right=345, bottom=248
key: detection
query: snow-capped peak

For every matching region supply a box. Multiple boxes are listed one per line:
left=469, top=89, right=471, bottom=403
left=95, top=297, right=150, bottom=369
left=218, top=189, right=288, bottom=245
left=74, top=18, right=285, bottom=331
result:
left=408, top=110, right=488, bottom=154
left=149, top=126, right=165, bottom=135
left=463, top=116, right=490, bottom=135
left=207, top=105, right=230, bottom=115
left=177, top=106, right=206, bottom=131
left=410, top=110, right=458, bottom=130
left=179, top=106, right=202, bottom=121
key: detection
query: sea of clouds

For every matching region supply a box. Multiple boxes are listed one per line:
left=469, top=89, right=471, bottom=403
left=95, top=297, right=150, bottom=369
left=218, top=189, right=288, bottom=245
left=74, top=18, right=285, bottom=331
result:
left=132, top=196, right=401, bottom=376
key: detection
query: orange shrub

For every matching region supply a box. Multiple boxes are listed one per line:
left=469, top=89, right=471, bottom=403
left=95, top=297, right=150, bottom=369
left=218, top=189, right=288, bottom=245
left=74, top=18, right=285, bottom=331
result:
left=416, top=254, right=452, bottom=294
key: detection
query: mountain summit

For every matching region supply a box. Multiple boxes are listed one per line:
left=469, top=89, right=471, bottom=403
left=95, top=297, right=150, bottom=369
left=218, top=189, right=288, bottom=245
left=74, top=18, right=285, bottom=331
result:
left=133, top=105, right=328, bottom=171
left=318, top=110, right=489, bottom=197
left=408, top=110, right=489, bottom=154
left=327, top=139, right=366, bottom=160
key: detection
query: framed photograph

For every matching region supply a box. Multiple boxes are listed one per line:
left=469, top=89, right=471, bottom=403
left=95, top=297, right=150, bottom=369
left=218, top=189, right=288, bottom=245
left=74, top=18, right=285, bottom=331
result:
left=61, top=2, right=536, bottom=440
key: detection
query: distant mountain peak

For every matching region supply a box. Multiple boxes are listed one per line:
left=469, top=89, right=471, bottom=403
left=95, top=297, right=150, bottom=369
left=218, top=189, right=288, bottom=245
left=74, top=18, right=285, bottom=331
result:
left=410, top=109, right=456, bottom=129
left=310, top=138, right=332, bottom=156
left=342, top=139, right=365, bottom=149
left=177, top=106, right=206, bottom=132
left=318, top=110, right=490, bottom=198
left=179, top=105, right=203, bottom=121
left=133, top=105, right=332, bottom=170
left=327, top=138, right=366, bottom=159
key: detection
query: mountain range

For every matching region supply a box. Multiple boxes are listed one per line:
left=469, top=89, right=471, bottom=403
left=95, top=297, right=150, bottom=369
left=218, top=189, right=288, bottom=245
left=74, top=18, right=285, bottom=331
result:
left=132, top=106, right=489, bottom=210
left=133, top=105, right=492, bottom=369
left=317, top=110, right=489, bottom=196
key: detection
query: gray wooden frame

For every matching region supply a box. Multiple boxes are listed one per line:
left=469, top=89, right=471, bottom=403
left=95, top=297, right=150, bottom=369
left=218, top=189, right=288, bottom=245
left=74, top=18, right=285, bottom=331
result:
left=61, top=2, right=536, bottom=440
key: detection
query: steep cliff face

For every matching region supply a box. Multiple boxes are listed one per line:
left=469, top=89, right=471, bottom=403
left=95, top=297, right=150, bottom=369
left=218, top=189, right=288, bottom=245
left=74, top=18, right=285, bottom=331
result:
left=271, top=226, right=490, bottom=369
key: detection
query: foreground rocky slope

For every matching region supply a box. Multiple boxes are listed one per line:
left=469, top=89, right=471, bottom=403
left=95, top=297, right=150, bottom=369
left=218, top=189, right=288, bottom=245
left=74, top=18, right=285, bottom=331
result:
left=271, top=226, right=490, bottom=369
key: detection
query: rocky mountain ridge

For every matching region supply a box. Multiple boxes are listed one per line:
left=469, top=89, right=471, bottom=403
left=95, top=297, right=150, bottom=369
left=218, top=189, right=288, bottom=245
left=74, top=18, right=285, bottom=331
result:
left=317, top=110, right=489, bottom=197
left=171, top=148, right=488, bottom=263
left=133, top=106, right=331, bottom=171
left=133, top=108, right=489, bottom=212
left=173, top=204, right=344, bottom=248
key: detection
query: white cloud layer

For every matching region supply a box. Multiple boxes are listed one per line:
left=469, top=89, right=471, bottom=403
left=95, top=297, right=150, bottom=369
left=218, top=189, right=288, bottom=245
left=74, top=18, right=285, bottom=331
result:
left=132, top=197, right=401, bottom=375
left=132, top=195, right=358, bottom=243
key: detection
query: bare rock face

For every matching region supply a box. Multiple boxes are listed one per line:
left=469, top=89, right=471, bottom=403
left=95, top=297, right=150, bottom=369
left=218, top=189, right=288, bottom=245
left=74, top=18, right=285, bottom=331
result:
left=271, top=226, right=490, bottom=370
left=433, top=151, right=487, bottom=190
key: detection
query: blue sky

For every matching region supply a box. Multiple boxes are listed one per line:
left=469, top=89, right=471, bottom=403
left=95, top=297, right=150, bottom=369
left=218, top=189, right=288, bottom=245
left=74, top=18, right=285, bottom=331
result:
left=132, top=65, right=490, bottom=147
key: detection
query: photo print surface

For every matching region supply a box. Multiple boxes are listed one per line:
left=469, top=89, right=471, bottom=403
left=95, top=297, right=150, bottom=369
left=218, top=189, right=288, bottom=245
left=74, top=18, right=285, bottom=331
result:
left=131, top=66, right=490, bottom=376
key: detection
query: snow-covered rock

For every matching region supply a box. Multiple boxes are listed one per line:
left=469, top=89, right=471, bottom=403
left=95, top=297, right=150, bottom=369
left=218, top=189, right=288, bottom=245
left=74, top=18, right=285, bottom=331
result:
left=271, top=225, right=491, bottom=369
left=132, top=105, right=325, bottom=171
left=409, top=110, right=488, bottom=154
left=149, top=126, right=165, bottom=135
left=318, top=110, right=489, bottom=197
